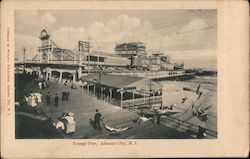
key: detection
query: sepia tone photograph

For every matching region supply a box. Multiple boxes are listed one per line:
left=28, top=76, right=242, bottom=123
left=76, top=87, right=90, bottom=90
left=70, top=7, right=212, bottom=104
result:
left=1, top=0, right=249, bottom=158
left=14, top=9, right=217, bottom=139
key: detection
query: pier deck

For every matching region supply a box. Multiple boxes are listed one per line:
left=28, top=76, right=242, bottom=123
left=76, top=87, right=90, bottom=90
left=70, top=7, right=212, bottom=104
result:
left=19, top=79, right=194, bottom=139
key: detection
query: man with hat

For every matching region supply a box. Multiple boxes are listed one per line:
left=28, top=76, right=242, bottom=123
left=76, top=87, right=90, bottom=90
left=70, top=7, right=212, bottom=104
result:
left=94, top=109, right=102, bottom=131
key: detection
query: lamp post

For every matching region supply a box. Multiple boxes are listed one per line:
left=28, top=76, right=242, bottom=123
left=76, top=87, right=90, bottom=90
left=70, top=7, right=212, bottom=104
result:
left=149, top=79, right=152, bottom=109
left=93, top=68, right=103, bottom=99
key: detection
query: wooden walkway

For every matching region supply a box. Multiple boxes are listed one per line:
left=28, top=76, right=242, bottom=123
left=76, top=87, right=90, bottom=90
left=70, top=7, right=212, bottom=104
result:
left=21, top=80, right=194, bottom=139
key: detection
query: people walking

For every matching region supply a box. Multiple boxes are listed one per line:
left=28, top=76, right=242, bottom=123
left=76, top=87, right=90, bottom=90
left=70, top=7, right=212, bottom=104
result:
left=35, top=92, right=42, bottom=104
left=46, top=92, right=51, bottom=105
left=65, top=90, right=70, bottom=101
left=27, top=94, right=32, bottom=106
left=31, top=93, right=38, bottom=114
left=197, top=126, right=206, bottom=139
left=45, top=80, right=49, bottom=88
left=94, top=109, right=102, bottom=131
left=30, top=93, right=37, bottom=106
left=54, top=94, right=59, bottom=107
left=42, top=82, right=46, bottom=89
left=38, top=82, right=42, bottom=89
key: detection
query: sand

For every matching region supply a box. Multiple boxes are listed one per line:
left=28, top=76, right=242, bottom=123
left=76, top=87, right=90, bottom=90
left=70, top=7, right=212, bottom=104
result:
left=160, top=76, right=217, bottom=132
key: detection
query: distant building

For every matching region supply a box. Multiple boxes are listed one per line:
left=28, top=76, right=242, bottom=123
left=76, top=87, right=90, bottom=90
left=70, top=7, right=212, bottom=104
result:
left=115, top=42, right=146, bottom=57
left=115, top=42, right=148, bottom=68
left=131, top=56, right=149, bottom=69
left=150, top=53, right=170, bottom=64
left=87, top=51, right=130, bottom=68
left=149, top=53, right=173, bottom=70
left=30, top=29, right=185, bottom=72
left=174, top=62, right=185, bottom=70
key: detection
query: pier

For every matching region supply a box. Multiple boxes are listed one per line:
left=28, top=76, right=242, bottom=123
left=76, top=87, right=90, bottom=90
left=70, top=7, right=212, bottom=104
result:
left=15, top=74, right=196, bottom=139
left=14, top=29, right=216, bottom=139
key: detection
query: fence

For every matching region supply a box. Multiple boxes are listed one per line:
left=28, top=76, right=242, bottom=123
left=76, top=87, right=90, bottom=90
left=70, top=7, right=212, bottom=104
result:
left=121, top=96, right=162, bottom=108
left=161, top=116, right=217, bottom=138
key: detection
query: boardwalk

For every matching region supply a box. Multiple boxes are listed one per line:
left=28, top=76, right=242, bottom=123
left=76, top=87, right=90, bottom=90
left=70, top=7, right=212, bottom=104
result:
left=21, top=79, right=194, bottom=139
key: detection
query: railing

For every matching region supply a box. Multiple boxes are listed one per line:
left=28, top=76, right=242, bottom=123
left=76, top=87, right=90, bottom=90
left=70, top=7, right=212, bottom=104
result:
left=161, top=116, right=217, bottom=138
left=121, top=96, right=162, bottom=108
left=22, top=60, right=128, bottom=67
left=109, top=71, right=187, bottom=79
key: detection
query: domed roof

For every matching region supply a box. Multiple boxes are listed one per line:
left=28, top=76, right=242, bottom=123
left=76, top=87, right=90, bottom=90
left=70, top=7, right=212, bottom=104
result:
left=39, top=29, right=50, bottom=40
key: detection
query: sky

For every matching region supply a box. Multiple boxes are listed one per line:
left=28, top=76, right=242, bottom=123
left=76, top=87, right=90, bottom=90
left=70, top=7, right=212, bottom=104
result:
left=15, top=10, right=217, bottom=69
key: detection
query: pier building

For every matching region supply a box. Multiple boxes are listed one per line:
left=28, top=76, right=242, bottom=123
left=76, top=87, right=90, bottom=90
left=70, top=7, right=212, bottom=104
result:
left=80, top=74, right=162, bottom=108
left=15, top=29, right=195, bottom=106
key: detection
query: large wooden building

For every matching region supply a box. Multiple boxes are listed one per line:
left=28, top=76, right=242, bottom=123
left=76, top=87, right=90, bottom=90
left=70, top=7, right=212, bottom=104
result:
left=80, top=73, right=162, bottom=108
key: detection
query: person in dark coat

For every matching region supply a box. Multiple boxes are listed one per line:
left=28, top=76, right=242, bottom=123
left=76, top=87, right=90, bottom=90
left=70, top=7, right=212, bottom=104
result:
left=42, top=82, right=45, bottom=89
left=94, top=109, right=102, bottom=131
left=65, top=90, right=70, bottom=101
left=54, top=94, right=59, bottom=107
left=197, top=126, right=206, bottom=139
left=46, top=92, right=51, bottom=105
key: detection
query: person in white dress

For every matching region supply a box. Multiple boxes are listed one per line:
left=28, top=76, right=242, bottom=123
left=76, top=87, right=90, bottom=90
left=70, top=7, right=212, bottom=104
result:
left=34, top=92, right=42, bottom=103
left=38, top=82, right=42, bottom=89
left=63, top=112, right=76, bottom=134
left=27, top=95, right=32, bottom=106
left=55, top=120, right=65, bottom=130
left=30, top=94, right=38, bottom=107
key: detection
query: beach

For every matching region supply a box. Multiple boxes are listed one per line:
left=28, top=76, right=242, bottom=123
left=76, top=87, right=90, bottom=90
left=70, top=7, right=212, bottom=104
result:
left=161, top=75, right=217, bottom=132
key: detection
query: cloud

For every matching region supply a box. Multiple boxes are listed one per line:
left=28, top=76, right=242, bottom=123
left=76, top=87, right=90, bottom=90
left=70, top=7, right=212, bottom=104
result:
left=15, top=34, right=40, bottom=60
left=15, top=11, right=56, bottom=36
left=147, top=17, right=216, bottom=51
left=48, top=14, right=216, bottom=53
left=48, top=14, right=148, bottom=51
left=40, top=12, right=56, bottom=25
left=88, top=22, right=107, bottom=37
left=179, top=17, right=208, bottom=33
left=51, top=26, right=87, bottom=49
left=91, top=14, right=154, bottom=51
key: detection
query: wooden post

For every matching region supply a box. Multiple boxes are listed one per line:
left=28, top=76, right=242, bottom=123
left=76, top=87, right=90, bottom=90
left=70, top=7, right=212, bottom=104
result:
left=59, top=71, right=62, bottom=83
left=109, top=88, right=113, bottom=102
left=73, top=72, right=76, bottom=84
left=120, top=91, right=125, bottom=108
left=93, top=85, right=96, bottom=93
left=143, top=91, right=146, bottom=102
left=38, top=67, right=42, bottom=78
left=100, top=87, right=104, bottom=100
left=78, top=66, right=82, bottom=78
left=49, top=68, right=52, bottom=80
left=132, top=91, right=135, bottom=105
left=45, top=68, right=49, bottom=80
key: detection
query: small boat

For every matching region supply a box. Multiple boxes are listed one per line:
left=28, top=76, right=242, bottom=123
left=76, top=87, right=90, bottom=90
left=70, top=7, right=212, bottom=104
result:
left=101, top=119, right=129, bottom=133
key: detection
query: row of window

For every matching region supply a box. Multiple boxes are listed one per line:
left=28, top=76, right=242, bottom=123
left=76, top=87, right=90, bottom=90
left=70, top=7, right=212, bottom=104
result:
left=86, top=56, right=105, bottom=62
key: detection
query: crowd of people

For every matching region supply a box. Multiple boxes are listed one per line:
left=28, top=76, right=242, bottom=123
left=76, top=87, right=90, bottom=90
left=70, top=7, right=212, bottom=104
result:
left=38, top=80, right=49, bottom=89
left=23, top=91, right=42, bottom=114
left=44, top=91, right=71, bottom=107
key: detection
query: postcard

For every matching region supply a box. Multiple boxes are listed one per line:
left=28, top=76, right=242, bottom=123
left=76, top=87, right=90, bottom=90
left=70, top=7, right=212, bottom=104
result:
left=1, top=0, right=249, bottom=158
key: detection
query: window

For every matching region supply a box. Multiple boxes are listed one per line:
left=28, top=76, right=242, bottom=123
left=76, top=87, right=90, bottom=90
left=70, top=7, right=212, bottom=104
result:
left=87, top=56, right=104, bottom=62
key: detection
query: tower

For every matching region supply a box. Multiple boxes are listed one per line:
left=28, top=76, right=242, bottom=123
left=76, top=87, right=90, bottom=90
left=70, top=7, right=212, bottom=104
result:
left=38, top=29, right=52, bottom=63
